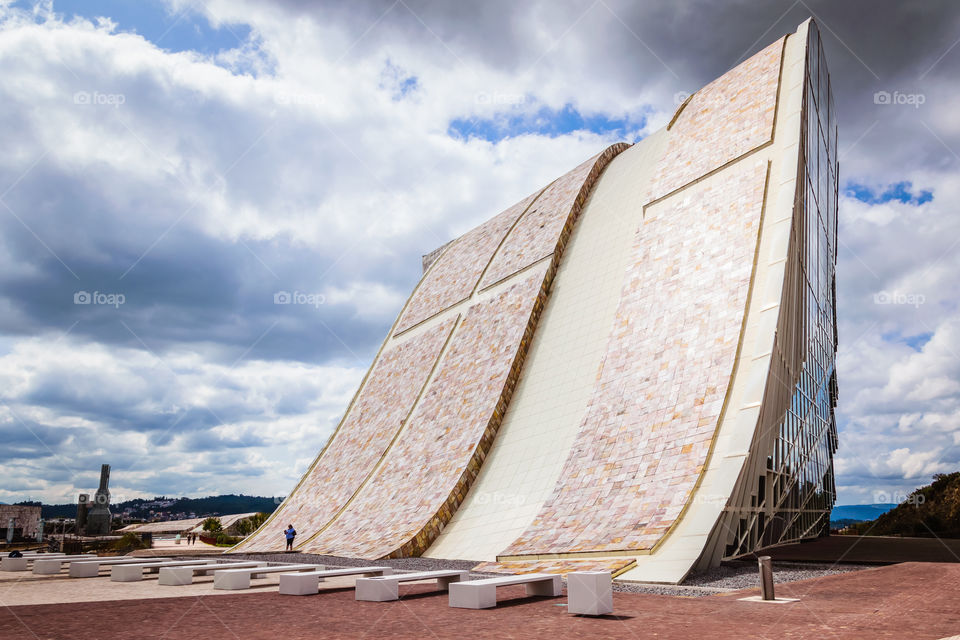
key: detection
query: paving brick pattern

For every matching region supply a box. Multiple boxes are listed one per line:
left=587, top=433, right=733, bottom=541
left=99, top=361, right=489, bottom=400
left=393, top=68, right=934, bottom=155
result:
left=650, top=37, right=783, bottom=201
left=503, top=160, right=768, bottom=556
left=238, top=319, right=455, bottom=552
left=394, top=190, right=541, bottom=334
left=5, top=562, right=960, bottom=639
left=473, top=557, right=635, bottom=577
left=479, top=144, right=628, bottom=288
left=302, top=266, right=549, bottom=559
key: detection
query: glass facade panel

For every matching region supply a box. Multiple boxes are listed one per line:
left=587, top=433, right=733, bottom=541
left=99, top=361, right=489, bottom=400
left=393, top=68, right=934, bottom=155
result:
left=724, top=22, right=839, bottom=557
left=766, top=21, right=838, bottom=545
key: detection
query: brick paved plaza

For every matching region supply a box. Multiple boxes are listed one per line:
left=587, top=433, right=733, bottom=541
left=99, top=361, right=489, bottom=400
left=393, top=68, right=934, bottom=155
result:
left=2, top=562, right=959, bottom=639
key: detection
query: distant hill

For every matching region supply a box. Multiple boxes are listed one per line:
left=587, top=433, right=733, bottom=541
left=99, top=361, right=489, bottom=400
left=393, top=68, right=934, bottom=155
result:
left=847, top=472, right=960, bottom=538
left=831, top=518, right=867, bottom=530
left=39, top=494, right=282, bottom=520
left=830, top=504, right=897, bottom=524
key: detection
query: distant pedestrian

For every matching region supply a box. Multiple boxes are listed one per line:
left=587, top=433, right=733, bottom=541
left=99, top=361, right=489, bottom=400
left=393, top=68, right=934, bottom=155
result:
left=284, top=524, right=296, bottom=551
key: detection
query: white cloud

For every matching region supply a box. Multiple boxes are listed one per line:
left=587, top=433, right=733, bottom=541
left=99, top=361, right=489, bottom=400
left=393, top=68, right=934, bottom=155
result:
left=0, top=334, right=362, bottom=503
left=2, top=1, right=960, bottom=508
left=0, top=2, right=661, bottom=503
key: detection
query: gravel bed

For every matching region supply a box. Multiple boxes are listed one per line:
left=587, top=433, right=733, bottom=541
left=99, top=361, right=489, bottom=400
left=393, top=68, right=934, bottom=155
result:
left=611, top=582, right=727, bottom=597
left=683, top=559, right=871, bottom=590
left=224, top=552, right=483, bottom=573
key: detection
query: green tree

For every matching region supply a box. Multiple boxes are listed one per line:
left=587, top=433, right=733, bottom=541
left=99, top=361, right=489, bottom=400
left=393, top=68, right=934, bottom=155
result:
left=234, top=518, right=253, bottom=536
left=249, top=512, right=269, bottom=529
left=201, top=517, right=223, bottom=533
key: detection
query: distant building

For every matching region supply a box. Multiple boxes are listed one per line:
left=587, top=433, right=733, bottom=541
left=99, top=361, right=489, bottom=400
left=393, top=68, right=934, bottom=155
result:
left=1, top=504, right=42, bottom=540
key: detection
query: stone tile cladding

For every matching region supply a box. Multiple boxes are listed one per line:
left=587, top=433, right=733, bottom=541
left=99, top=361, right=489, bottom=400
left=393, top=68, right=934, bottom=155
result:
left=236, top=319, right=455, bottom=552
left=649, top=37, right=783, bottom=201
left=394, top=191, right=540, bottom=334
left=302, top=265, right=550, bottom=559
left=473, top=558, right=636, bottom=577
left=479, top=143, right=630, bottom=288
left=501, top=160, right=768, bottom=557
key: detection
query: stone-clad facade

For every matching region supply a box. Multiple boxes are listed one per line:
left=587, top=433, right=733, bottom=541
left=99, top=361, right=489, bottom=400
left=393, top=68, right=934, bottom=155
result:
left=393, top=190, right=541, bottom=334
left=479, top=144, right=628, bottom=288
left=650, top=37, right=783, bottom=201
left=502, top=159, right=768, bottom=557
left=236, top=319, right=455, bottom=552
left=238, top=141, right=628, bottom=555
left=238, top=20, right=837, bottom=583
left=301, top=266, right=549, bottom=558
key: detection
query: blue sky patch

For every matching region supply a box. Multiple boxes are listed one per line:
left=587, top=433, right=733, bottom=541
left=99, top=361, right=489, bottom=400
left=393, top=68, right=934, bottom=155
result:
left=904, top=332, right=933, bottom=350
left=380, top=60, right=420, bottom=101
left=845, top=180, right=933, bottom=206
left=882, top=330, right=933, bottom=351
left=448, top=103, right=646, bottom=143
left=16, top=0, right=251, bottom=56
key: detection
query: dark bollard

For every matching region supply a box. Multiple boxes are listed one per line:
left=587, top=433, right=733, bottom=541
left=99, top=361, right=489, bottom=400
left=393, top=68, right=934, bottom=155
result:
left=758, top=555, right=775, bottom=601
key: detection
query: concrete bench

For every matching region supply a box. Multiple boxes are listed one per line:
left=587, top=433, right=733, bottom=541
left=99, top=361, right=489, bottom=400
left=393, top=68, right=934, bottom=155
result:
left=449, top=574, right=562, bottom=609
left=1, top=557, right=28, bottom=572
left=567, top=571, right=613, bottom=616
left=356, top=570, right=468, bottom=602
left=279, top=566, right=394, bottom=595
left=2, top=554, right=70, bottom=572
left=213, top=564, right=319, bottom=590
left=32, top=555, right=112, bottom=575
left=111, top=559, right=215, bottom=582
left=158, top=562, right=267, bottom=586
left=69, top=557, right=172, bottom=578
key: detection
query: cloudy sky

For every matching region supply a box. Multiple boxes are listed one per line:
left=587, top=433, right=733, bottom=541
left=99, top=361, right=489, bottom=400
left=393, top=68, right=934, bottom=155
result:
left=0, top=0, right=957, bottom=507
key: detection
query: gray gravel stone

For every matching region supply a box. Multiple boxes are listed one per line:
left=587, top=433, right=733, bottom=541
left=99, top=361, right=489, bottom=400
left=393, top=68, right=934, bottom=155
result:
left=683, top=559, right=870, bottom=590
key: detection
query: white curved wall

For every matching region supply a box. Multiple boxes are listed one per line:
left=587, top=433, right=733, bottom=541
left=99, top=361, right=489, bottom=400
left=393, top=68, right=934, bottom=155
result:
left=424, top=132, right=668, bottom=561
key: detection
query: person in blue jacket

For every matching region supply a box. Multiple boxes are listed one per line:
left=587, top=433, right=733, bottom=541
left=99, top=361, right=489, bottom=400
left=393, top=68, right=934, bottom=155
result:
left=284, top=524, right=296, bottom=551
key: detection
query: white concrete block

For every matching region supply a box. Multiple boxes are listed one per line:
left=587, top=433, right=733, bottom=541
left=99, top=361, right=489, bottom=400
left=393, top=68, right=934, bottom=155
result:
left=279, top=573, right=318, bottom=596
left=69, top=562, right=102, bottom=578
left=449, top=574, right=561, bottom=609
left=567, top=571, right=613, bottom=616
left=159, top=567, right=194, bottom=586
left=32, top=558, right=63, bottom=575
left=111, top=565, right=146, bottom=582
left=214, top=570, right=251, bottom=590
left=526, top=575, right=562, bottom=597
left=449, top=582, right=495, bottom=609
left=355, top=577, right=398, bottom=602
left=1, top=557, right=28, bottom=572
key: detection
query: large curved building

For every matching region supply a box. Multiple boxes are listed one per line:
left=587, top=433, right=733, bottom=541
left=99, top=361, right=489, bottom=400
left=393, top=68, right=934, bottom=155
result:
left=234, top=18, right=838, bottom=584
